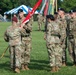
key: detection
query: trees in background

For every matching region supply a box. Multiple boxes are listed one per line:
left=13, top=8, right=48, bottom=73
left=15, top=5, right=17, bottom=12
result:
left=0, top=0, right=76, bottom=15
left=58, top=0, right=76, bottom=12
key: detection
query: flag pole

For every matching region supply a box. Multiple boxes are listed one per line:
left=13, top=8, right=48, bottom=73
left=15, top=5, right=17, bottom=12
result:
left=52, top=0, right=55, bottom=15
left=56, top=0, right=58, bottom=12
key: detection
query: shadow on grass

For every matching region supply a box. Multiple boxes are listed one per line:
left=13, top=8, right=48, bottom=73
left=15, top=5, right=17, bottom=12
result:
left=66, top=62, right=73, bottom=66
left=0, top=59, right=49, bottom=71
left=4, top=55, right=10, bottom=58
left=29, top=59, right=50, bottom=70
left=0, top=61, right=11, bottom=71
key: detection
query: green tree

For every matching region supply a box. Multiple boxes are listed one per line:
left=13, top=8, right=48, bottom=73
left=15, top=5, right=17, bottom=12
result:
left=58, top=0, right=76, bottom=12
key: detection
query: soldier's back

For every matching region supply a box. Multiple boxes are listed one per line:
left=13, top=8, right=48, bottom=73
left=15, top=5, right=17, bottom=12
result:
left=6, top=26, right=22, bottom=46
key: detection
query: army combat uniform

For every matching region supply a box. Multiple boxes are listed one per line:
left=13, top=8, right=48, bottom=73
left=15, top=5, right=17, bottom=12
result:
left=68, top=17, right=76, bottom=65
left=46, top=20, right=62, bottom=72
left=4, top=26, right=25, bottom=70
left=20, top=18, right=32, bottom=70
left=58, top=16, right=67, bottom=65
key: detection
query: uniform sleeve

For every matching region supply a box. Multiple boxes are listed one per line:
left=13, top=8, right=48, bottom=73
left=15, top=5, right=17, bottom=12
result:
left=4, top=30, right=9, bottom=42
left=46, top=23, right=52, bottom=35
left=23, top=21, right=32, bottom=33
left=19, top=28, right=26, bottom=36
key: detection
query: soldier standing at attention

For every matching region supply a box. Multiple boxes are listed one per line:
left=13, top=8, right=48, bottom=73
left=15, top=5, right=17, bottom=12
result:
left=4, top=17, right=25, bottom=73
left=68, top=10, right=76, bottom=66
left=18, top=9, right=32, bottom=70
left=58, top=8, right=67, bottom=66
left=45, top=15, right=62, bottom=72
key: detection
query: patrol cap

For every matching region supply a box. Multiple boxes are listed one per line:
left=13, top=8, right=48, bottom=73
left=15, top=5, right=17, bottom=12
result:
left=73, top=9, right=76, bottom=12
left=18, top=9, right=23, bottom=14
left=69, top=10, right=73, bottom=14
left=69, top=9, right=76, bottom=14
left=12, top=17, right=18, bottom=22
left=54, top=12, right=58, bottom=15
left=58, top=8, right=65, bottom=12
left=46, top=14, right=55, bottom=20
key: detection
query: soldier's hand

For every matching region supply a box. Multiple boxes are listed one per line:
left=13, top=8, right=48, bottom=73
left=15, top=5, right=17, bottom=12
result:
left=20, top=23, right=25, bottom=28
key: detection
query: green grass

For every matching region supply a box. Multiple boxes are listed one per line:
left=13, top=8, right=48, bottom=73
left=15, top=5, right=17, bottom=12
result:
left=0, top=22, right=76, bottom=75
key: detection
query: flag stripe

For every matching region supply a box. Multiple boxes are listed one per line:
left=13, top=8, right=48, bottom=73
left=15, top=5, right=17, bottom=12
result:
left=21, top=0, right=42, bottom=26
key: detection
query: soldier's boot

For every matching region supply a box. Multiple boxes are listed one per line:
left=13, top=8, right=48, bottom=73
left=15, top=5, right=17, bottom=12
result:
left=15, top=67, right=20, bottom=73
left=21, top=64, right=26, bottom=70
left=51, top=66, right=56, bottom=72
left=25, top=65, right=30, bottom=70
left=62, top=62, right=66, bottom=66
left=73, top=62, right=76, bottom=66
left=55, top=66, right=60, bottom=72
left=39, top=28, right=41, bottom=31
left=73, top=64, right=76, bottom=66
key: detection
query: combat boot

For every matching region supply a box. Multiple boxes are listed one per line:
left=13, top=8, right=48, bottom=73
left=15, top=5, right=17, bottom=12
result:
left=15, top=67, right=20, bottom=73
left=21, top=64, right=26, bottom=70
left=55, top=66, right=60, bottom=72
left=25, top=65, right=30, bottom=70
left=73, top=64, right=76, bottom=66
left=51, top=66, right=56, bottom=72
left=62, top=62, right=66, bottom=66
left=73, top=62, right=76, bottom=66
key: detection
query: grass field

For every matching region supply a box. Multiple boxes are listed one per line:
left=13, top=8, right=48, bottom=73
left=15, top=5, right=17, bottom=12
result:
left=0, top=22, right=76, bottom=75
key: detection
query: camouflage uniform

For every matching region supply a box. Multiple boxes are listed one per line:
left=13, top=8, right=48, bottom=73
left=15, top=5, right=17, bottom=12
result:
left=46, top=21, right=62, bottom=67
left=68, top=17, right=76, bottom=64
left=37, top=14, right=44, bottom=31
left=4, top=26, right=24, bottom=69
left=21, top=19, right=32, bottom=66
left=72, top=17, right=76, bottom=64
left=58, top=16, right=67, bottom=64
left=66, top=16, right=74, bottom=62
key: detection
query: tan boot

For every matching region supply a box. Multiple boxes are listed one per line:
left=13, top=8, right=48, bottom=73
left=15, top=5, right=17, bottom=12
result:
left=62, top=62, right=66, bottom=66
left=15, top=67, right=20, bottom=73
left=21, top=64, right=26, bottom=71
left=55, top=66, right=60, bottom=72
left=25, top=65, right=30, bottom=70
left=51, top=66, right=56, bottom=72
left=73, top=64, right=76, bottom=66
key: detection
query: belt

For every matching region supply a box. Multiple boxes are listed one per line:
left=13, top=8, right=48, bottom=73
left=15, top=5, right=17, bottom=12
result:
left=22, top=35, right=30, bottom=37
left=51, top=34, right=59, bottom=36
left=51, top=34, right=61, bottom=38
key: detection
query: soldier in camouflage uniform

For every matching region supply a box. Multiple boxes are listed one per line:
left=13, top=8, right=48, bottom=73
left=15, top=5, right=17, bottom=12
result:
left=68, top=10, right=76, bottom=65
left=18, top=9, right=32, bottom=70
left=58, top=8, right=67, bottom=66
left=4, top=17, right=25, bottom=73
left=45, top=15, right=62, bottom=72
left=37, top=13, right=44, bottom=31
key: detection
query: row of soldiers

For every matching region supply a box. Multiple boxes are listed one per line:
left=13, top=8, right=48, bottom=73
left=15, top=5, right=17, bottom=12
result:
left=3, top=8, right=76, bottom=73
left=4, top=9, right=32, bottom=73
left=44, top=8, right=76, bottom=72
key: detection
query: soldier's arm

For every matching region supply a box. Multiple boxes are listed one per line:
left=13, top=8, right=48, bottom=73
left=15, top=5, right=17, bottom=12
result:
left=19, top=27, right=26, bottom=36
left=46, top=23, right=52, bottom=35
left=4, top=31, right=9, bottom=42
left=23, top=22, right=32, bottom=32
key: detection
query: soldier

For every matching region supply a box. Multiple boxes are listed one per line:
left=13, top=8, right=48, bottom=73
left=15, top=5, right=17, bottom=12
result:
left=4, top=17, right=25, bottom=73
left=37, top=13, right=44, bottom=31
left=18, top=9, right=32, bottom=70
left=45, top=14, right=62, bottom=72
left=58, top=8, right=67, bottom=66
left=68, top=10, right=76, bottom=65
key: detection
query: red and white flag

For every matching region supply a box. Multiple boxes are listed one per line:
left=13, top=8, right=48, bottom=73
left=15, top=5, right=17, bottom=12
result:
left=21, top=0, right=42, bottom=27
